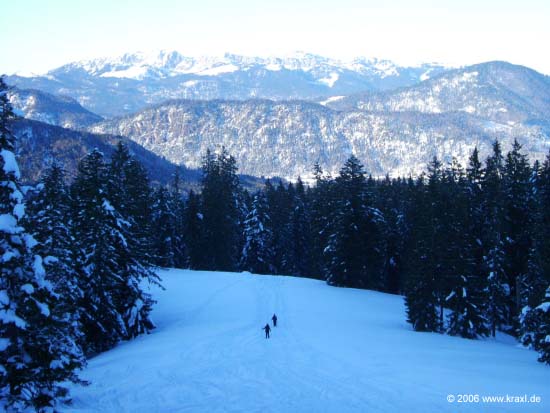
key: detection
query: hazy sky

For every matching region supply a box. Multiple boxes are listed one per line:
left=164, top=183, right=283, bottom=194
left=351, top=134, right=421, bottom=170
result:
left=1, top=0, right=549, bottom=74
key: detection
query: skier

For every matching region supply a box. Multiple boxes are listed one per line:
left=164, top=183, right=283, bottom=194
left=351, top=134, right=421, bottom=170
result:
left=263, top=323, right=271, bottom=339
left=272, top=313, right=278, bottom=327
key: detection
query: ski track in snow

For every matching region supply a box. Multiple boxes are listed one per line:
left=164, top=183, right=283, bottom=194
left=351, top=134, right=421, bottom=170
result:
left=64, top=269, right=550, bottom=413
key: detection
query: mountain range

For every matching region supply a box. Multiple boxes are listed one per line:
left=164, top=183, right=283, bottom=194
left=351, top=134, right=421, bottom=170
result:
left=7, top=51, right=448, bottom=117
left=88, top=96, right=549, bottom=180
left=6, top=52, right=550, bottom=181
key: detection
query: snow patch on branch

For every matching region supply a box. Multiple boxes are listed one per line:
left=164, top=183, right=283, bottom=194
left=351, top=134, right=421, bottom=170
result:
left=1, top=149, right=20, bottom=179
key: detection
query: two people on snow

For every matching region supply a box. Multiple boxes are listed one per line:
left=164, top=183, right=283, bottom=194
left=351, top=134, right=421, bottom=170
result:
left=263, top=314, right=278, bottom=339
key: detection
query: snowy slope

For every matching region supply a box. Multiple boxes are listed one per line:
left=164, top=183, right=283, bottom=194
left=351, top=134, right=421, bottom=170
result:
left=64, top=269, right=549, bottom=413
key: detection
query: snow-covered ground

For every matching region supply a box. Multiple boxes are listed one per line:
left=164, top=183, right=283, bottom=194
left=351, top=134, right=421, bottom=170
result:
left=64, top=269, right=550, bottom=412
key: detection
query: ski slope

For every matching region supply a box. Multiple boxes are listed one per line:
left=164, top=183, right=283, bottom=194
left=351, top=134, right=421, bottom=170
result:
left=64, top=269, right=550, bottom=413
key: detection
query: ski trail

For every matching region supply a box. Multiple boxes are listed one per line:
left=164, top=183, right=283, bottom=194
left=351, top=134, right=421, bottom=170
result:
left=64, top=270, right=550, bottom=413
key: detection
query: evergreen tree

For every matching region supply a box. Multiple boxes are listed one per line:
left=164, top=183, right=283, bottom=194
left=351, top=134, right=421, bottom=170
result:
left=482, top=141, right=510, bottom=336
left=466, top=147, right=487, bottom=294
left=71, top=149, right=156, bottom=353
left=308, top=163, right=335, bottom=280
left=106, top=152, right=159, bottom=339
left=376, top=175, right=406, bottom=294
left=108, top=142, right=155, bottom=267
left=502, top=140, right=533, bottom=324
left=264, top=180, right=293, bottom=274
left=71, top=149, right=125, bottom=353
left=443, top=158, right=488, bottom=338
left=287, top=178, right=313, bottom=278
left=485, top=237, right=510, bottom=337
left=519, top=151, right=550, bottom=351
left=425, top=157, right=447, bottom=328
left=0, top=77, right=85, bottom=411
left=200, top=148, right=242, bottom=271
left=403, top=176, right=440, bottom=332
left=151, top=187, right=177, bottom=267
left=241, top=192, right=275, bottom=274
left=183, top=190, right=205, bottom=269
left=24, top=163, right=88, bottom=354
left=445, top=273, right=489, bottom=339
left=169, top=168, right=187, bottom=268
left=25, top=165, right=83, bottom=317
left=325, top=155, right=385, bottom=289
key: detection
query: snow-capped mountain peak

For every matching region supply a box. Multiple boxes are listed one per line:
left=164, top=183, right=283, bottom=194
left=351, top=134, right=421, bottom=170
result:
left=8, top=51, right=453, bottom=117
left=47, top=50, right=446, bottom=82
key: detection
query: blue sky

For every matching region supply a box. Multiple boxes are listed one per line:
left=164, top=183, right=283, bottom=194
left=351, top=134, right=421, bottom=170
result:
left=1, top=0, right=549, bottom=74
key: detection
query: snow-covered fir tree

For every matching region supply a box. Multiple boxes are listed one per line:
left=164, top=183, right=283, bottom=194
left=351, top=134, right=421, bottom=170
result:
left=108, top=142, right=155, bottom=267
left=200, top=148, right=242, bottom=271
left=183, top=190, right=205, bottom=269
left=169, top=169, right=187, bottom=268
left=308, top=163, right=335, bottom=280
left=287, top=179, right=313, bottom=278
left=241, top=192, right=275, bottom=274
left=445, top=273, right=489, bottom=339
left=71, top=149, right=156, bottom=354
left=484, top=238, right=510, bottom=337
left=502, top=140, right=534, bottom=323
left=442, top=159, right=489, bottom=338
left=0, top=77, right=85, bottom=412
left=151, top=186, right=178, bottom=267
left=403, top=176, right=440, bottom=332
left=264, top=180, right=293, bottom=274
left=325, top=155, right=385, bottom=289
left=519, top=151, right=550, bottom=359
left=376, top=175, right=406, bottom=294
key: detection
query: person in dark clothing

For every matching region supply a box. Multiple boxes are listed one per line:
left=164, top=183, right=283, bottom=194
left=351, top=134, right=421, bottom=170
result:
left=272, top=314, right=278, bottom=327
left=263, top=323, right=271, bottom=339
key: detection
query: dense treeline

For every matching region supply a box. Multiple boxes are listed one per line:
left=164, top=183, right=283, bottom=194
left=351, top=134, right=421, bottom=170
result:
left=2, top=75, right=550, bottom=411
left=150, top=139, right=549, bottom=367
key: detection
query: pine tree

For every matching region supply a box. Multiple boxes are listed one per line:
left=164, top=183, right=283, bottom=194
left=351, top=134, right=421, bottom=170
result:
left=308, top=163, right=335, bottom=280
left=482, top=141, right=510, bottom=336
left=71, top=149, right=156, bottom=353
left=445, top=273, right=489, bottom=339
left=105, top=149, right=158, bottom=340
left=183, top=190, right=205, bottom=269
left=443, top=159, right=488, bottom=338
left=403, top=176, right=440, bottom=332
left=151, top=187, right=177, bottom=267
left=287, top=178, right=313, bottom=277
left=325, top=156, right=385, bottom=289
left=24, top=163, right=88, bottom=357
left=426, top=157, right=447, bottom=328
left=376, top=175, right=406, bottom=294
left=264, top=180, right=293, bottom=274
left=108, top=142, right=155, bottom=267
left=0, top=77, right=85, bottom=411
left=169, top=168, right=187, bottom=268
left=485, top=238, right=510, bottom=337
left=519, top=151, right=550, bottom=351
left=200, top=148, right=242, bottom=271
left=502, top=140, right=533, bottom=325
left=71, top=149, right=125, bottom=353
left=466, top=147, right=487, bottom=295
left=241, top=192, right=275, bottom=274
